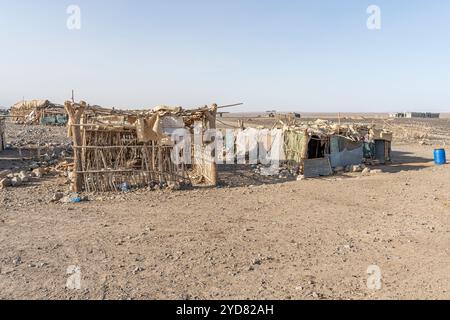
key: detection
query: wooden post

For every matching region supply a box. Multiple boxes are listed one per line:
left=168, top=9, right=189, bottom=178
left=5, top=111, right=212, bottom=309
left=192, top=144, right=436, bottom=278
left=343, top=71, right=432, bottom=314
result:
left=205, top=104, right=218, bottom=186
left=192, top=120, right=203, bottom=180
left=65, top=101, right=86, bottom=192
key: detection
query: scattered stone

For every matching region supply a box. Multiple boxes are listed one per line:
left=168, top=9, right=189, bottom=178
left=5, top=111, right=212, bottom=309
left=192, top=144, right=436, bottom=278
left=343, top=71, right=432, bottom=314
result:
left=259, top=166, right=280, bottom=177
left=167, top=181, right=181, bottom=191
left=11, top=177, right=22, bottom=187
left=252, top=258, right=262, bottom=265
left=32, top=168, right=45, bottom=178
left=51, top=192, right=65, bottom=203
left=12, top=256, right=22, bottom=266
left=0, top=267, right=15, bottom=275
left=297, top=175, right=305, bottom=181
left=352, top=165, right=363, bottom=173
left=0, top=178, right=11, bottom=190
left=361, top=168, right=371, bottom=176
left=18, top=171, right=29, bottom=183
left=133, top=266, right=145, bottom=274
left=59, top=196, right=72, bottom=204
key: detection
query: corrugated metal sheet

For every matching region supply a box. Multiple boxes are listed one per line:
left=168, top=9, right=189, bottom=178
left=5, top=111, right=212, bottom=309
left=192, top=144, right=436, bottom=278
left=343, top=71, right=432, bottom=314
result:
left=303, top=158, right=333, bottom=178
left=329, top=136, right=363, bottom=168
left=329, top=147, right=363, bottom=168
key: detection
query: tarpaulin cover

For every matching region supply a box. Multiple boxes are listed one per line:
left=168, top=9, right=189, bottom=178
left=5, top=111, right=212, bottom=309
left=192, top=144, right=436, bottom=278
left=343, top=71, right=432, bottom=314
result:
left=329, top=147, right=364, bottom=168
left=329, top=136, right=364, bottom=168
left=40, top=114, right=68, bottom=126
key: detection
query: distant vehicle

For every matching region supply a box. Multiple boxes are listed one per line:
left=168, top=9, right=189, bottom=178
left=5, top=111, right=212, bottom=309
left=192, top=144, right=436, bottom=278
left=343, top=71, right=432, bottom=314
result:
left=266, top=110, right=277, bottom=118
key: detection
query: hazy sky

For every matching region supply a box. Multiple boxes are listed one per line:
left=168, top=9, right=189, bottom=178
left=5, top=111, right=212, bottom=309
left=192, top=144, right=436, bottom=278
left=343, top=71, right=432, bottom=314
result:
left=1, top=0, right=450, bottom=112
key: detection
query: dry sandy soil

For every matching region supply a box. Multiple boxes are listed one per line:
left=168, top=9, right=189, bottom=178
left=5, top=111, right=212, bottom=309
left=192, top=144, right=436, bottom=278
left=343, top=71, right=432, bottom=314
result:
left=1, top=118, right=450, bottom=300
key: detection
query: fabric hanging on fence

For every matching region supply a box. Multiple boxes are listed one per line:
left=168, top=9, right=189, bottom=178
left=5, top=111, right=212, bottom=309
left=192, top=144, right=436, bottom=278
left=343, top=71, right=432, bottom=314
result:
left=136, top=114, right=165, bottom=143
left=284, top=130, right=306, bottom=164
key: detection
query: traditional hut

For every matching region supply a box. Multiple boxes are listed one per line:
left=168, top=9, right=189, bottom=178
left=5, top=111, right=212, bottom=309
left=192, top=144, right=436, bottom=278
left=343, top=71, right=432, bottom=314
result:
left=282, top=120, right=392, bottom=177
left=10, top=100, right=68, bottom=125
left=65, top=101, right=218, bottom=192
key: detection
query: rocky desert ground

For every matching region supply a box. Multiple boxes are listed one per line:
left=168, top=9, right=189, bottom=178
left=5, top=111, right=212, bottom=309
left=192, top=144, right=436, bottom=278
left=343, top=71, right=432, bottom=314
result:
left=1, top=116, right=450, bottom=300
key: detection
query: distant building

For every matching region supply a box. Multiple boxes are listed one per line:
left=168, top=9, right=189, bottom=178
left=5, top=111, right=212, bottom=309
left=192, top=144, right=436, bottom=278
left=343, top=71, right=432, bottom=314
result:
left=389, top=112, right=440, bottom=119
left=10, top=100, right=68, bottom=125
left=265, top=110, right=277, bottom=118
left=265, top=111, right=301, bottom=120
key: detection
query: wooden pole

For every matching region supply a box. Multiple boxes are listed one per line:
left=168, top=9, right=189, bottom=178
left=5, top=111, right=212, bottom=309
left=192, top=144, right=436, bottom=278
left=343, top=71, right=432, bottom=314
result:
left=338, top=112, right=341, bottom=134
left=205, top=104, right=218, bottom=186
left=217, top=103, right=243, bottom=109
left=65, top=101, right=86, bottom=192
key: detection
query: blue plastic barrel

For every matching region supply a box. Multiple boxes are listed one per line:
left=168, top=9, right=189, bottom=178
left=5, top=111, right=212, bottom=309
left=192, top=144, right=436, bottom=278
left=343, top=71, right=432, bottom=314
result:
left=434, top=149, right=446, bottom=165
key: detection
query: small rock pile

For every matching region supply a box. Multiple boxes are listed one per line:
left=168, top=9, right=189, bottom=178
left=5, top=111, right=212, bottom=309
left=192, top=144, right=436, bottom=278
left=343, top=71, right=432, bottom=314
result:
left=333, top=164, right=382, bottom=176
left=0, top=167, right=52, bottom=190
left=7, top=126, right=71, bottom=148
left=253, top=164, right=296, bottom=179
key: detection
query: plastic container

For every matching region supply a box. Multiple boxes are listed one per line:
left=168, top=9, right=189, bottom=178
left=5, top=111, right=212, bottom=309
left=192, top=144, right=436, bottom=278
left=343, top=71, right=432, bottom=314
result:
left=120, top=183, right=130, bottom=192
left=434, top=149, right=446, bottom=165
left=70, top=197, right=82, bottom=203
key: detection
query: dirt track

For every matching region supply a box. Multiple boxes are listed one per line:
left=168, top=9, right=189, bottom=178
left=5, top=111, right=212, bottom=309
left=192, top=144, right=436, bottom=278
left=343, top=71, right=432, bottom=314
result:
left=1, top=129, right=450, bottom=299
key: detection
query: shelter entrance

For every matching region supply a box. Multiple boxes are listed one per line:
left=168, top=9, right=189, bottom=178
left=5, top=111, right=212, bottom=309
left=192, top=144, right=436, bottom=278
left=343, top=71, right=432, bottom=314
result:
left=307, top=135, right=328, bottom=159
